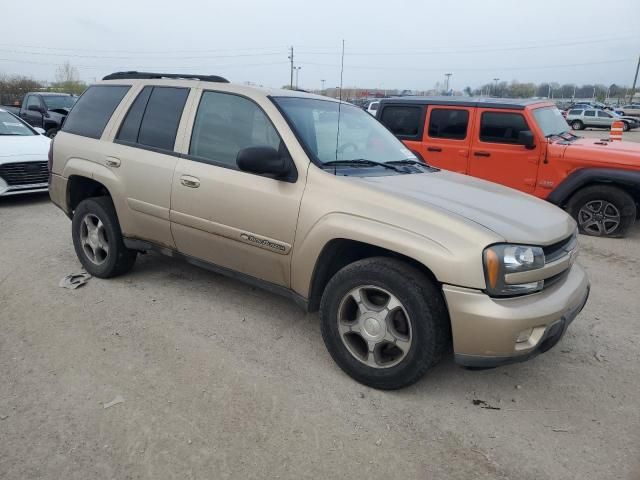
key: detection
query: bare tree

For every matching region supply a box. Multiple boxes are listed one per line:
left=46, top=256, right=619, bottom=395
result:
left=55, top=62, right=79, bottom=84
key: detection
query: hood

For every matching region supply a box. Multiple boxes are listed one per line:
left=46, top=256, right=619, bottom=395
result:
left=48, top=108, right=70, bottom=116
left=0, top=134, right=51, bottom=163
left=557, top=138, right=640, bottom=168
left=357, top=170, right=575, bottom=245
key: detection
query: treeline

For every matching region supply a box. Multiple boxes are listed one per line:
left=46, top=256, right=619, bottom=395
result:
left=0, top=63, right=87, bottom=105
left=464, top=81, right=631, bottom=100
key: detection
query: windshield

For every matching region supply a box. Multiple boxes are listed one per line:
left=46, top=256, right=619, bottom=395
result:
left=42, top=95, right=76, bottom=110
left=0, top=111, right=36, bottom=136
left=532, top=106, right=570, bottom=137
left=273, top=97, right=417, bottom=165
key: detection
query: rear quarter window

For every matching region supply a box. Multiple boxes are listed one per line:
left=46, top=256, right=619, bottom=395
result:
left=62, top=85, right=130, bottom=139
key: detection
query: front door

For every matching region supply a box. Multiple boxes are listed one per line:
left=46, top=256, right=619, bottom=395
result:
left=421, top=106, right=473, bottom=173
left=170, top=90, right=305, bottom=287
left=22, top=95, right=43, bottom=127
left=468, top=109, right=540, bottom=193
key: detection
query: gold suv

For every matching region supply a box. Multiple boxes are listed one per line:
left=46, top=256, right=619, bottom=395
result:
left=49, top=72, right=590, bottom=389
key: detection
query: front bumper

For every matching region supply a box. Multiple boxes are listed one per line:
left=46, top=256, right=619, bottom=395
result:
left=0, top=180, right=48, bottom=196
left=443, top=263, right=590, bottom=367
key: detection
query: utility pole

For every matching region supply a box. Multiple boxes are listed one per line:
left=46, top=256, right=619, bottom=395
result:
left=294, top=66, right=301, bottom=89
left=493, top=78, right=499, bottom=97
left=548, top=84, right=552, bottom=99
left=288, top=46, right=294, bottom=89
left=629, top=54, right=640, bottom=103
left=321, top=79, right=326, bottom=93
left=444, top=73, right=452, bottom=94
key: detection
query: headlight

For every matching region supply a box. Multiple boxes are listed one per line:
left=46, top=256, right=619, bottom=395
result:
left=483, top=244, right=545, bottom=297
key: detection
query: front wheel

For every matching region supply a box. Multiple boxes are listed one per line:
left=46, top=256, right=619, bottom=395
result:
left=319, top=257, right=450, bottom=389
left=571, top=120, right=584, bottom=130
left=72, top=196, right=137, bottom=277
left=46, top=128, right=58, bottom=138
left=567, top=186, right=636, bottom=237
left=622, top=122, right=630, bottom=132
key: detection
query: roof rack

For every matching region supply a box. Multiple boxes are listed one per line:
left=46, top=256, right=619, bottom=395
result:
left=102, top=71, right=229, bottom=83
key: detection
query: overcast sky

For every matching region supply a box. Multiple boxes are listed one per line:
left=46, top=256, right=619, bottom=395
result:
left=1, top=0, right=639, bottom=91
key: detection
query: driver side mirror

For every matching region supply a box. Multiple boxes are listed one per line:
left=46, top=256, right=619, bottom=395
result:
left=518, top=131, right=535, bottom=149
left=28, top=104, right=43, bottom=113
left=236, top=146, right=296, bottom=182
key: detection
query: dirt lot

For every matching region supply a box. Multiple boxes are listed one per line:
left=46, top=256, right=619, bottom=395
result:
left=1, top=145, right=639, bottom=478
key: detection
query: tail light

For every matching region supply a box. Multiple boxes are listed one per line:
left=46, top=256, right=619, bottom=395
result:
left=47, top=137, right=54, bottom=173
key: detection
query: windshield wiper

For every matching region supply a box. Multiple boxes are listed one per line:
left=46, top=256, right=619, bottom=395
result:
left=322, top=159, right=401, bottom=172
left=387, top=159, right=425, bottom=166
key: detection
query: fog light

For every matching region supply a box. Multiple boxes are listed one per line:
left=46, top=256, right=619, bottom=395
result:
left=516, top=328, right=534, bottom=343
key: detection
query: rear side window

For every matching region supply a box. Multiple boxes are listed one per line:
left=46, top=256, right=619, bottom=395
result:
left=379, top=106, right=422, bottom=137
left=189, top=91, right=282, bottom=168
left=428, top=108, right=469, bottom=139
left=63, top=85, right=130, bottom=139
left=584, top=110, right=596, bottom=117
left=116, top=86, right=189, bottom=151
left=480, top=112, right=530, bottom=144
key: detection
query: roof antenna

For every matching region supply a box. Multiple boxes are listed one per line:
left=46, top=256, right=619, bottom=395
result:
left=334, top=39, right=345, bottom=175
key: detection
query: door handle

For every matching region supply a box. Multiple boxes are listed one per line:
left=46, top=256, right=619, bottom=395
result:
left=427, top=147, right=442, bottom=152
left=473, top=151, right=491, bottom=157
left=180, top=175, right=200, bottom=188
left=105, top=156, right=121, bottom=168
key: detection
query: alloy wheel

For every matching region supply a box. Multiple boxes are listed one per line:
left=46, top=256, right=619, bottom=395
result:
left=578, top=200, right=621, bottom=235
left=337, top=285, right=412, bottom=368
left=79, top=213, right=110, bottom=265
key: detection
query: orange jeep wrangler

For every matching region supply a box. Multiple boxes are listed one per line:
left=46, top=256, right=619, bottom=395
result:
left=377, top=97, right=640, bottom=237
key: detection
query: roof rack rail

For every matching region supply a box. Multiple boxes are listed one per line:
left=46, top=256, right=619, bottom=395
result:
left=102, top=71, right=229, bottom=83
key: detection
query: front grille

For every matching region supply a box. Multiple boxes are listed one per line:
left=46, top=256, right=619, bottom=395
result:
left=0, top=161, right=48, bottom=186
left=543, top=270, right=570, bottom=290
left=543, top=232, right=577, bottom=263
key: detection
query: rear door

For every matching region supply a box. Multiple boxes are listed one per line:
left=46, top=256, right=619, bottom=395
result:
left=106, top=85, right=191, bottom=247
left=421, top=106, right=473, bottom=173
left=468, top=109, right=540, bottom=193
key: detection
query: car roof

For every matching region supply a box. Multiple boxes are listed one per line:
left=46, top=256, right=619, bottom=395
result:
left=36, top=92, right=74, bottom=96
left=378, top=96, right=549, bottom=110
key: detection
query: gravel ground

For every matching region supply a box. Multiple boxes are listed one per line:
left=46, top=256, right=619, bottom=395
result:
left=1, top=159, right=639, bottom=478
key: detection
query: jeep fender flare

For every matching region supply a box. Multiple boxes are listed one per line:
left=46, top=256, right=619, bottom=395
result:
left=547, top=168, right=640, bottom=206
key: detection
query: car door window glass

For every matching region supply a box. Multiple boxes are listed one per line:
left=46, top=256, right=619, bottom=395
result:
left=379, top=106, right=422, bottom=137
left=25, top=96, right=40, bottom=110
left=116, top=86, right=153, bottom=143
left=428, top=108, right=469, bottom=139
left=137, top=87, right=189, bottom=151
left=189, top=91, right=282, bottom=168
left=584, top=110, right=596, bottom=117
left=63, top=85, right=130, bottom=139
left=568, top=109, right=583, bottom=115
left=479, top=112, right=530, bottom=144
left=597, top=111, right=611, bottom=118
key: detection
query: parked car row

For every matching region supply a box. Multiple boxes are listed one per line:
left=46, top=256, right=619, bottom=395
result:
left=1, top=92, right=77, bottom=138
left=566, top=108, right=639, bottom=131
left=374, top=96, right=640, bottom=238
left=43, top=71, right=591, bottom=389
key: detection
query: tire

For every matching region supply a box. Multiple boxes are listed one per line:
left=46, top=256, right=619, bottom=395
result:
left=45, top=128, right=58, bottom=138
left=71, top=196, right=137, bottom=277
left=571, top=120, right=583, bottom=130
left=567, top=185, right=636, bottom=238
left=319, top=257, right=450, bottom=390
left=622, top=122, right=630, bottom=132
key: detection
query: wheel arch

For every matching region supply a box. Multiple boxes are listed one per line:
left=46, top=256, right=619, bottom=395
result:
left=306, top=238, right=441, bottom=312
left=547, top=168, right=640, bottom=210
left=67, top=175, right=113, bottom=214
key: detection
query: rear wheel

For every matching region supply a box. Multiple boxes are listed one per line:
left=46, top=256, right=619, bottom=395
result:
left=319, top=257, right=450, bottom=390
left=571, top=120, right=584, bottom=130
left=567, top=186, right=636, bottom=237
left=72, top=196, right=137, bottom=277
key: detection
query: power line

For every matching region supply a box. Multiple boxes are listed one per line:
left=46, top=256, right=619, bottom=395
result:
left=0, top=57, right=289, bottom=70
left=0, top=48, right=285, bottom=61
left=0, top=43, right=289, bottom=55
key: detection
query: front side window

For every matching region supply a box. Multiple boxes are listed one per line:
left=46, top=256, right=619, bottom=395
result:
left=189, top=91, right=282, bottom=167
left=379, top=106, right=422, bottom=137
left=63, top=85, right=130, bottom=139
left=0, top=111, right=36, bottom=136
left=479, top=112, right=530, bottom=144
left=272, top=97, right=417, bottom=165
left=428, top=108, right=469, bottom=140
left=597, top=111, right=611, bottom=118
left=568, top=109, right=583, bottom=115
left=584, top=110, right=596, bottom=117
left=25, top=95, right=40, bottom=110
